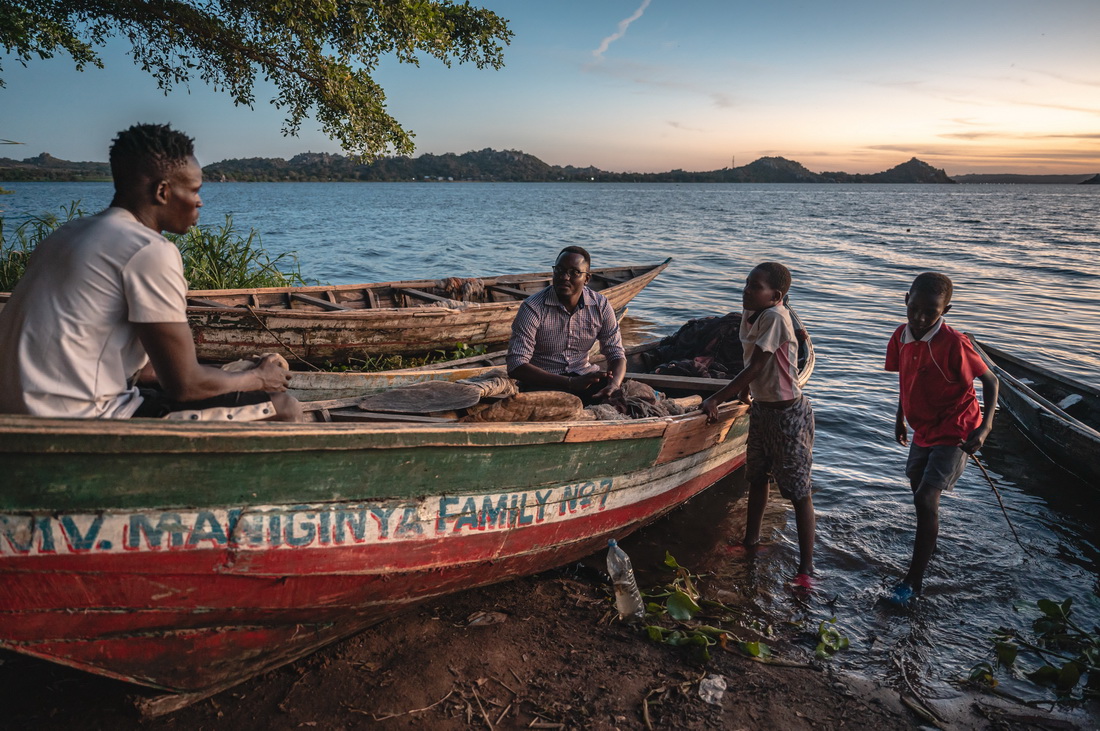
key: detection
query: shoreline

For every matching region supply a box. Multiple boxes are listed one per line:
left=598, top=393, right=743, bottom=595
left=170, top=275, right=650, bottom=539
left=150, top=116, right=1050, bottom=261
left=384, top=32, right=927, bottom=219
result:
left=6, top=564, right=1093, bottom=729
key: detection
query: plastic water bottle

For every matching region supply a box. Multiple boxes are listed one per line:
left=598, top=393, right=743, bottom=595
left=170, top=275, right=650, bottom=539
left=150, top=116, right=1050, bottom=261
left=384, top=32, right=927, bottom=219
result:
left=607, top=539, right=645, bottom=623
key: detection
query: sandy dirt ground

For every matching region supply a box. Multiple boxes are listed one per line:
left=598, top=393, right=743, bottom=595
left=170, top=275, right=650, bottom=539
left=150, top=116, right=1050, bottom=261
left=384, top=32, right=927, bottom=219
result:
left=3, top=570, right=914, bottom=730
left=5, top=560, right=1089, bottom=729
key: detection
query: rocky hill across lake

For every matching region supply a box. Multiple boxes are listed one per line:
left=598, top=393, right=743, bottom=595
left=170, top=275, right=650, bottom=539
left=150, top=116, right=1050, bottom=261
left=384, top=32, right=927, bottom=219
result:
left=0, top=153, right=111, bottom=182
left=1, top=149, right=960, bottom=184
left=208, top=152, right=958, bottom=184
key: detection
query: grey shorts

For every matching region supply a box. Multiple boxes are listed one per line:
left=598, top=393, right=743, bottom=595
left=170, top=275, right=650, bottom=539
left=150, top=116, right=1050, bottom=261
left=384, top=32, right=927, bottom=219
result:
left=906, top=443, right=969, bottom=492
left=745, top=396, right=814, bottom=501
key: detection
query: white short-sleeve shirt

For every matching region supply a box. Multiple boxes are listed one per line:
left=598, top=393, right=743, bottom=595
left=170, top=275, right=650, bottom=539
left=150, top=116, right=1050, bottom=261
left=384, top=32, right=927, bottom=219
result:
left=0, top=207, right=188, bottom=418
left=740, top=303, right=801, bottom=402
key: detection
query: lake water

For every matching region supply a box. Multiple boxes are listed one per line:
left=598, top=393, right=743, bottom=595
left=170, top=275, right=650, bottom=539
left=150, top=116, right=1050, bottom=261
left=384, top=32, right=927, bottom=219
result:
left=3, top=181, right=1099, bottom=712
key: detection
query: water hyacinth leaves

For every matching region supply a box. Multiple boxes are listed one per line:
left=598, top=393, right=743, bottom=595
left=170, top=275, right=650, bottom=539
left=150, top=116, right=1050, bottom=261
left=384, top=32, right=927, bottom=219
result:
left=738, top=641, right=772, bottom=659
left=995, top=640, right=1018, bottom=667
left=815, top=617, right=850, bottom=661
left=977, top=597, right=1099, bottom=699
left=968, top=662, right=998, bottom=688
left=637, top=552, right=775, bottom=663
left=663, top=550, right=701, bottom=603
left=666, top=590, right=702, bottom=622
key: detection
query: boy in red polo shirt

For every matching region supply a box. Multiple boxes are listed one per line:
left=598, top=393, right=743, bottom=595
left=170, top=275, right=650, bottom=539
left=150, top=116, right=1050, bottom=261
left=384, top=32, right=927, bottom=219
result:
left=884, top=272, right=998, bottom=605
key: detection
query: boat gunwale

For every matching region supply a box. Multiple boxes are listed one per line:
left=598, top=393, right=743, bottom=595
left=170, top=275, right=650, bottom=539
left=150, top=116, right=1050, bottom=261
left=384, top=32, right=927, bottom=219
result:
left=184, top=259, right=672, bottom=312
left=0, top=311, right=813, bottom=450
left=970, top=336, right=1100, bottom=441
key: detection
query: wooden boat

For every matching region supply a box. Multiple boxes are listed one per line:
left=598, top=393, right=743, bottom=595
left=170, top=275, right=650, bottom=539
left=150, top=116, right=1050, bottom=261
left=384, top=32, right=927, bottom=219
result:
left=182, top=259, right=670, bottom=365
left=0, top=329, right=813, bottom=716
left=971, top=337, right=1100, bottom=484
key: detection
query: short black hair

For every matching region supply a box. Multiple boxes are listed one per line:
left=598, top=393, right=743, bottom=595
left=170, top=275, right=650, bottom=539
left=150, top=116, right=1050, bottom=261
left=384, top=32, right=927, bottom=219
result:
left=557, top=245, right=591, bottom=269
left=910, top=272, right=953, bottom=304
left=109, top=123, right=195, bottom=195
left=753, top=262, right=791, bottom=295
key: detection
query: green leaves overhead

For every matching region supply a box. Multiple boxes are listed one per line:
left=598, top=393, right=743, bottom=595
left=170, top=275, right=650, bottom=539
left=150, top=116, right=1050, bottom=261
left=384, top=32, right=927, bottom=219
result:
left=0, top=1, right=512, bottom=159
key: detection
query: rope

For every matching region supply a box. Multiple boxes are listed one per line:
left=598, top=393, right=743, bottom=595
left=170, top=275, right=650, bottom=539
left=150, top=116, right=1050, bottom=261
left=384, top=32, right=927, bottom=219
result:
left=970, top=453, right=1029, bottom=555
left=245, top=304, right=322, bottom=372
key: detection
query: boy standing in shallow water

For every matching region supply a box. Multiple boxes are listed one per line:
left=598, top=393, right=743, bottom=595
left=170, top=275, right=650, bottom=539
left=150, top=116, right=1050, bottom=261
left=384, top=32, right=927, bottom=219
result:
left=701, top=262, right=816, bottom=584
left=885, top=272, right=998, bottom=605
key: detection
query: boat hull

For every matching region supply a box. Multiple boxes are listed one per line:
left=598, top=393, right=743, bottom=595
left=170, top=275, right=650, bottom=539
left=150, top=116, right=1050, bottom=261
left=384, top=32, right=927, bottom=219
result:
left=0, top=405, right=746, bottom=697
left=972, top=337, right=1100, bottom=485
left=187, top=260, right=669, bottom=364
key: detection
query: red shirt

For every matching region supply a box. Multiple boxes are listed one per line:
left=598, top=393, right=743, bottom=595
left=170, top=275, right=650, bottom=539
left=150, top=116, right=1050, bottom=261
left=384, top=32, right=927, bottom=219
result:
left=885, top=321, right=989, bottom=447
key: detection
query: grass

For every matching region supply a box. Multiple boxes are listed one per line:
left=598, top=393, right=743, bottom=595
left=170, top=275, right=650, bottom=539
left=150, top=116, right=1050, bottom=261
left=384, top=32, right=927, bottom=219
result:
left=0, top=202, right=305, bottom=291
left=168, top=215, right=305, bottom=289
left=323, top=343, right=490, bottom=372
left=0, top=201, right=88, bottom=291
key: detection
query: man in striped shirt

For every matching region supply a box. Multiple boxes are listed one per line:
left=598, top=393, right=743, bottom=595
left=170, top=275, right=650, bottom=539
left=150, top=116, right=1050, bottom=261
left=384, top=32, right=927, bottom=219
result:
left=506, top=246, right=626, bottom=403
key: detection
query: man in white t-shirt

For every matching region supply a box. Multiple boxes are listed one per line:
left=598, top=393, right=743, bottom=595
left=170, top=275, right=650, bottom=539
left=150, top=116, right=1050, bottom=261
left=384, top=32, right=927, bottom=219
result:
left=0, top=123, right=302, bottom=421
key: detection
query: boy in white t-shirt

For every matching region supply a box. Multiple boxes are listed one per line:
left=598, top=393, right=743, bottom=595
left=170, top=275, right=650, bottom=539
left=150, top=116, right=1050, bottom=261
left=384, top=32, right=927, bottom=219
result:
left=701, top=262, right=816, bottom=584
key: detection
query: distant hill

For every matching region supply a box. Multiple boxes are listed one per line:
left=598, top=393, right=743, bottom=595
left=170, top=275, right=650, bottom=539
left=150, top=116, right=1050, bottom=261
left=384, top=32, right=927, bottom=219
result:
left=206, top=151, right=956, bottom=184
left=952, top=173, right=1097, bottom=184
left=3, top=148, right=958, bottom=184
left=0, top=152, right=110, bottom=181
left=820, top=157, right=954, bottom=184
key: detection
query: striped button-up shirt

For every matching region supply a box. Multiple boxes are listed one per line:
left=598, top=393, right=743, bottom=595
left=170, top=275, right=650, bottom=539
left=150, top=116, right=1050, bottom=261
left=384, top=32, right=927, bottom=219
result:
left=506, top=286, right=625, bottom=375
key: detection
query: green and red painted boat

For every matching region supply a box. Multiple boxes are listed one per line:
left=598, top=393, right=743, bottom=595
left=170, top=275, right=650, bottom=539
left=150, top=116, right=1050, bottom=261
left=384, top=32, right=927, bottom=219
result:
left=0, top=332, right=812, bottom=716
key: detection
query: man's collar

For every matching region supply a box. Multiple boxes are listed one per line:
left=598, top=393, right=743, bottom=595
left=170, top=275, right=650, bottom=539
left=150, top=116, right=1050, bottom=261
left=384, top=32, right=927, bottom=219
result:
left=901, top=318, right=944, bottom=344
left=545, top=285, right=591, bottom=309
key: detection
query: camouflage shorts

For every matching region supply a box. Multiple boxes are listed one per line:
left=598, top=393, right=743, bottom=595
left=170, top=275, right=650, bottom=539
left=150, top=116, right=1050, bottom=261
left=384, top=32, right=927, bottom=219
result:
left=745, top=396, right=815, bottom=501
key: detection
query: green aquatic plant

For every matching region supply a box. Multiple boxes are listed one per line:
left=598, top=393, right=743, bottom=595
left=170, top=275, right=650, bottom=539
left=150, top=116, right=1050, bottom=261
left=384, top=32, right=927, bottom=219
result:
left=0, top=201, right=87, bottom=291
left=168, top=215, right=305, bottom=290
left=636, top=552, right=775, bottom=663
left=321, top=344, right=493, bottom=373
left=971, top=597, right=1099, bottom=699
left=814, top=617, right=850, bottom=660
left=443, top=342, right=489, bottom=360
left=1, top=203, right=305, bottom=292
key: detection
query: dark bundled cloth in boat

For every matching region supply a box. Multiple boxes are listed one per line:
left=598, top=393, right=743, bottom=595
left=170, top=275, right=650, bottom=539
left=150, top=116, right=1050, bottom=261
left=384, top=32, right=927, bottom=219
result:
left=643, top=312, right=744, bottom=378
left=597, top=380, right=697, bottom=420
left=598, top=378, right=690, bottom=419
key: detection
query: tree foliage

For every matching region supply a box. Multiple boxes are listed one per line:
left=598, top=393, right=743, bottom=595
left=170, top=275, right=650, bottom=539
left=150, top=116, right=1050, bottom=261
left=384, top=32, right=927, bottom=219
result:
left=0, top=1, right=512, bottom=159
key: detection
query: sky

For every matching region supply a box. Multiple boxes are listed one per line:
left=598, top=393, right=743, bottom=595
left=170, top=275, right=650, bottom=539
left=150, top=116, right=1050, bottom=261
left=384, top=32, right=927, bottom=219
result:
left=1, top=1, right=1098, bottom=175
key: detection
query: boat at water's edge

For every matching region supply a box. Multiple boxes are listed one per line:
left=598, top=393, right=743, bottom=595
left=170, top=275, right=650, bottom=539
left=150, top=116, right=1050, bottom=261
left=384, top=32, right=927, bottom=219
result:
left=970, top=336, right=1100, bottom=485
left=0, top=318, right=811, bottom=716
left=186, top=259, right=669, bottom=365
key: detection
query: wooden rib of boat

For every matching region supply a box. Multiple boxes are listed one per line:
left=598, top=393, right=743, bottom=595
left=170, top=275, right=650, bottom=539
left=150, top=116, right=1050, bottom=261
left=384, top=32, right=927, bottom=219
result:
left=182, top=259, right=670, bottom=365
left=0, top=329, right=812, bottom=716
left=971, top=337, right=1100, bottom=485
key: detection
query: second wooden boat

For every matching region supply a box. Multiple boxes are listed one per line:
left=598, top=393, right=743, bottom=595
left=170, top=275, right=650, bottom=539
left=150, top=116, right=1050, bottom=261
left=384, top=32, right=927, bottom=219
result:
left=183, top=259, right=670, bottom=365
left=971, top=336, right=1100, bottom=485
